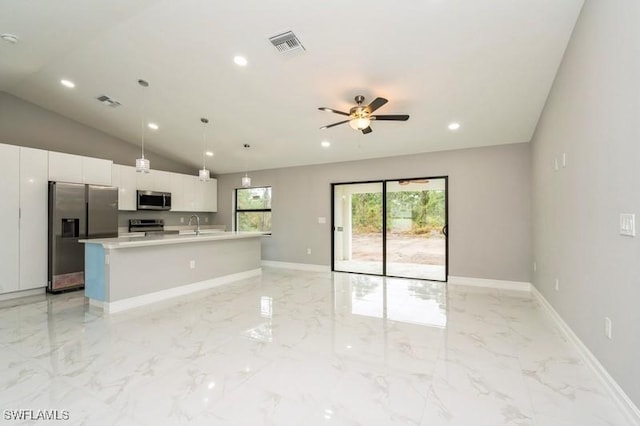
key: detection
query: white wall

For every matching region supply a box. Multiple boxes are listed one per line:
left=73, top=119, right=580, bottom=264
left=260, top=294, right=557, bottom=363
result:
left=531, top=0, right=640, bottom=407
left=216, top=142, right=532, bottom=283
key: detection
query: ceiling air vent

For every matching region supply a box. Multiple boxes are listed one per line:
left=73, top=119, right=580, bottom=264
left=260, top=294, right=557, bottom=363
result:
left=268, top=31, right=305, bottom=55
left=96, top=95, right=121, bottom=108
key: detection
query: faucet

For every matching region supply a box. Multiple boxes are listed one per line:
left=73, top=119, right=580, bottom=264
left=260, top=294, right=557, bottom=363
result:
left=188, top=215, right=200, bottom=235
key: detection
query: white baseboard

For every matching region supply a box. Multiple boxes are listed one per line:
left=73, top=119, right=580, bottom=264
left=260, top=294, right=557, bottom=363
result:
left=101, top=268, right=262, bottom=314
left=0, top=287, right=45, bottom=301
left=261, top=260, right=330, bottom=272
left=448, top=275, right=531, bottom=292
left=532, top=286, right=640, bottom=426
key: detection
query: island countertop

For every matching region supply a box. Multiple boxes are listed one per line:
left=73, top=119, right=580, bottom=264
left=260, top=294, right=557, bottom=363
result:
left=80, top=231, right=266, bottom=249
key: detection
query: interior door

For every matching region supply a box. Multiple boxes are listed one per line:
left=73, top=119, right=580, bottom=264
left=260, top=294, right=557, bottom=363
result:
left=332, top=182, right=384, bottom=275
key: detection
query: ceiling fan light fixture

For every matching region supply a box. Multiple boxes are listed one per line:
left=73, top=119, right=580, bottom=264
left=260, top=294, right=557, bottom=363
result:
left=349, top=117, right=371, bottom=130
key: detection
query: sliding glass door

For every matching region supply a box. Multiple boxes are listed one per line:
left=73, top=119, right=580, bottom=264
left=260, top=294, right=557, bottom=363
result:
left=386, top=178, right=447, bottom=281
left=332, top=177, right=448, bottom=282
left=333, top=182, right=384, bottom=275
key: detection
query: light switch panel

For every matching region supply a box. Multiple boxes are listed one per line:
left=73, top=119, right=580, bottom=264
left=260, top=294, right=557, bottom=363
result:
left=620, top=213, right=635, bottom=237
left=318, top=217, right=326, bottom=224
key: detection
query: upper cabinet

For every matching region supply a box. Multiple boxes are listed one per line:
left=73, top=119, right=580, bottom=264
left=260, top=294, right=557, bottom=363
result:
left=203, top=178, right=217, bottom=212
left=135, top=169, right=171, bottom=192
left=112, top=165, right=217, bottom=212
left=48, top=151, right=82, bottom=183
left=82, top=156, right=113, bottom=185
left=49, top=152, right=112, bottom=185
left=112, top=164, right=137, bottom=211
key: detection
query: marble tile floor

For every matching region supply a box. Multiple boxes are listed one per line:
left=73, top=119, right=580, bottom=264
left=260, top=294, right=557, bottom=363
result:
left=333, top=260, right=446, bottom=282
left=0, top=268, right=631, bottom=426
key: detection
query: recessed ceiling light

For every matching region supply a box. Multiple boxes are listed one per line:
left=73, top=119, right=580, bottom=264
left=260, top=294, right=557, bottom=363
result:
left=205, top=151, right=214, bottom=157
left=233, top=55, right=248, bottom=66
left=321, top=141, right=331, bottom=148
left=448, top=122, right=461, bottom=131
left=147, top=123, right=159, bottom=130
left=1, top=33, right=19, bottom=44
left=60, top=79, right=75, bottom=89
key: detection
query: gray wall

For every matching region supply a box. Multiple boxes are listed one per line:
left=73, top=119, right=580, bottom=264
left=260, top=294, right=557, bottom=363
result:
left=215, top=143, right=531, bottom=283
left=0, top=92, right=193, bottom=174
left=531, top=0, right=640, bottom=407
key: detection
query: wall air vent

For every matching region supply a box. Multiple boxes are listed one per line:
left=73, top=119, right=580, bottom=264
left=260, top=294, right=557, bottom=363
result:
left=96, top=95, right=122, bottom=108
left=268, top=31, right=305, bottom=55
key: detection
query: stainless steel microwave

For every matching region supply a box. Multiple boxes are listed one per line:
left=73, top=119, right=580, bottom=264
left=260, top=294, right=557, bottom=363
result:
left=136, top=190, right=171, bottom=211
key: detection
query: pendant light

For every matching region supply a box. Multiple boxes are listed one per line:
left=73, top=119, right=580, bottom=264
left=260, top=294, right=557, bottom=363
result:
left=198, top=117, right=211, bottom=182
left=135, top=79, right=150, bottom=173
left=241, top=143, right=251, bottom=188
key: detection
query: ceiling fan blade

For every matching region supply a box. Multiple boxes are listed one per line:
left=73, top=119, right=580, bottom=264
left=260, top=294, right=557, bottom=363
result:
left=371, top=114, right=410, bottom=121
left=366, top=97, right=388, bottom=113
left=320, top=120, right=350, bottom=129
left=318, top=107, right=350, bottom=116
left=361, top=126, right=373, bottom=134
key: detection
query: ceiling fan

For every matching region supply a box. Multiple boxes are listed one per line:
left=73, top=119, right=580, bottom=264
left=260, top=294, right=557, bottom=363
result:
left=318, top=95, right=409, bottom=134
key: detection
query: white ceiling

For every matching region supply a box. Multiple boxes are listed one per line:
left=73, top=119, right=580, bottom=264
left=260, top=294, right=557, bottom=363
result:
left=0, top=0, right=583, bottom=174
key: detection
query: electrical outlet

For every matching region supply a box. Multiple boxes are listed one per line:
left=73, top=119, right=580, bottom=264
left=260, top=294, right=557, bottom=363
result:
left=189, top=260, right=196, bottom=269
left=204, top=217, right=209, bottom=223
left=533, top=262, right=537, bottom=272
left=180, top=217, right=185, bottom=224
left=604, top=317, right=612, bottom=339
left=307, top=248, right=311, bottom=255
left=554, top=278, right=559, bottom=291
left=553, top=158, right=559, bottom=171
left=562, top=153, right=567, bottom=168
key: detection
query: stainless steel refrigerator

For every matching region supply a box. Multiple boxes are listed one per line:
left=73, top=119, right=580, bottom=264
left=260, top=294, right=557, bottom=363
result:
left=48, top=182, right=118, bottom=293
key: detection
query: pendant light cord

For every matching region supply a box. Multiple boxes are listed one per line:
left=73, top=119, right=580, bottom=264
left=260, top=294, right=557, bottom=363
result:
left=138, top=79, right=149, bottom=159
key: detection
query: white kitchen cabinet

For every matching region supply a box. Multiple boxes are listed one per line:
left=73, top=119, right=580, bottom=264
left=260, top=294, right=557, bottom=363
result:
left=182, top=175, right=198, bottom=212
left=0, top=144, right=20, bottom=294
left=19, top=147, right=48, bottom=290
left=49, top=151, right=112, bottom=185
left=195, top=179, right=206, bottom=211
left=136, top=169, right=155, bottom=191
left=112, top=164, right=137, bottom=211
left=82, top=156, right=112, bottom=185
left=113, top=167, right=216, bottom=213
left=154, top=171, right=171, bottom=192
left=169, top=172, right=184, bottom=211
left=48, top=151, right=83, bottom=183
left=203, top=178, right=218, bottom=212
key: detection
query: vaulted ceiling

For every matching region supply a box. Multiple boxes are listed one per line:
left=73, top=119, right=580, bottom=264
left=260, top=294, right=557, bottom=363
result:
left=0, top=0, right=584, bottom=173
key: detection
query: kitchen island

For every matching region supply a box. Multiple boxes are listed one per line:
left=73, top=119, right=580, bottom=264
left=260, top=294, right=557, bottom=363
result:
left=81, top=232, right=264, bottom=313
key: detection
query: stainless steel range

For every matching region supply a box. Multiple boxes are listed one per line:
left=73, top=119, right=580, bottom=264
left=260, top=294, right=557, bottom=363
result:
left=128, top=219, right=179, bottom=236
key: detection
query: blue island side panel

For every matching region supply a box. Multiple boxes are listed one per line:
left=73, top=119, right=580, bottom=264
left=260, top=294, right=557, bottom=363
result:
left=85, top=244, right=106, bottom=302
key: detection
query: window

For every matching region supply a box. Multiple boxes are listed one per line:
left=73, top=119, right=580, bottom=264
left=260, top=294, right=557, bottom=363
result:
left=235, top=186, right=272, bottom=232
